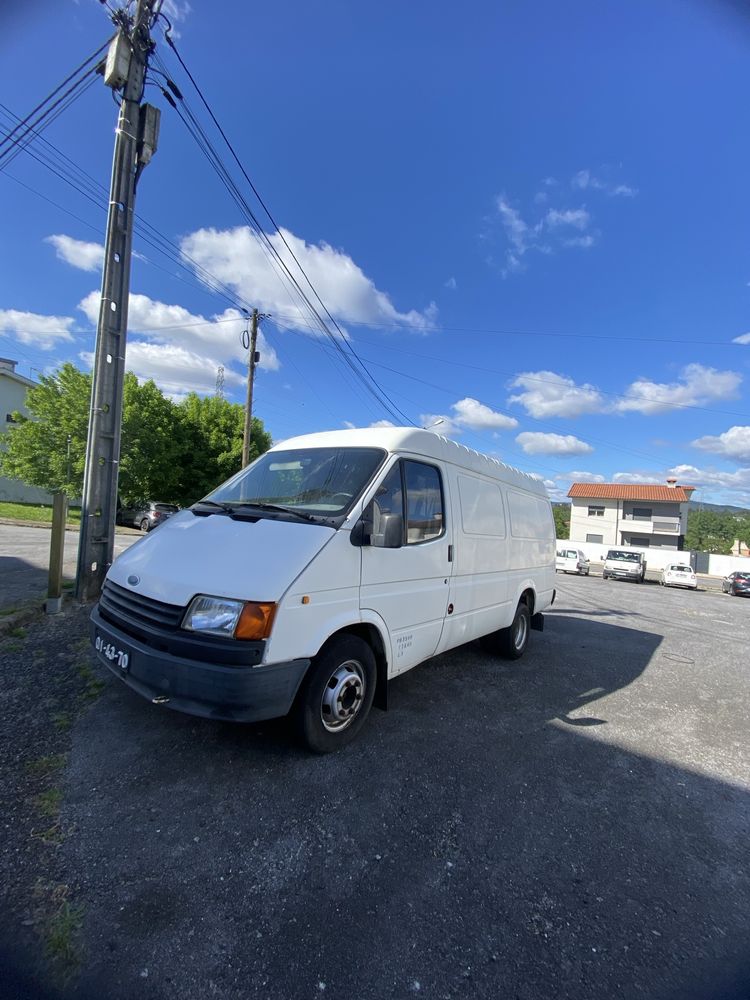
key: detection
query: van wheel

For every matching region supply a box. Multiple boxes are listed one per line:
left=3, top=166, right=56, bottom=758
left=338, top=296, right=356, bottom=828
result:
left=481, top=602, right=530, bottom=661
left=293, top=635, right=376, bottom=754
left=500, top=602, right=530, bottom=660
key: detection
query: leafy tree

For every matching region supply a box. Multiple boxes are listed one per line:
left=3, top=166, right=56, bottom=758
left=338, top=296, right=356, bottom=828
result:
left=0, top=363, right=89, bottom=496
left=175, top=393, right=271, bottom=503
left=0, top=362, right=272, bottom=505
left=685, top=510, right=737, bottom=554
left=553, top=504, right=570, bottom=540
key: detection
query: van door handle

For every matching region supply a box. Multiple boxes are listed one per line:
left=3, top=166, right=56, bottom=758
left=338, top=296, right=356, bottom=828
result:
left=448, top=544, right=453, bottom=562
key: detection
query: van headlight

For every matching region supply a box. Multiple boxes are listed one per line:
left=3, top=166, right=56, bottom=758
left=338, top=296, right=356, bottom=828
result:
left=182, top=595, right=276, bottom=640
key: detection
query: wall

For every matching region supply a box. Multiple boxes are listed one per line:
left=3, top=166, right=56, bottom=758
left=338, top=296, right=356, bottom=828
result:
left=569, top=497, right=619, bottom=545
left=707, top=553, right=750, bottom=578
left=557, top=538, right=689, bottom=572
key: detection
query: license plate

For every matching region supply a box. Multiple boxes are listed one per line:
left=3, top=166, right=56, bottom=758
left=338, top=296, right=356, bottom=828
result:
left=94, top=631, right=131, bottom=672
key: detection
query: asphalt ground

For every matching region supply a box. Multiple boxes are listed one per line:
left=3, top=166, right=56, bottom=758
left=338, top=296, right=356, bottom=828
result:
left=2, top=572, right=749, bottom=1000
left=0, top=524, right=139, bottom=607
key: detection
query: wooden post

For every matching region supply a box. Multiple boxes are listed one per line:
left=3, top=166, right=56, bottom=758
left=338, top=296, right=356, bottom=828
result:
left=46, top=492, right=68, bottom=614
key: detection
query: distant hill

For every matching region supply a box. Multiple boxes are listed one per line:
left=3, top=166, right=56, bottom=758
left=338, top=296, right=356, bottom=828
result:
left=689, top=501, right=750, bottom=515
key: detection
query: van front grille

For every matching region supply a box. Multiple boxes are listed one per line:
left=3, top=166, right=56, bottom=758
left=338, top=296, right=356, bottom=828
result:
left=100, top=579, right=185, bottom=632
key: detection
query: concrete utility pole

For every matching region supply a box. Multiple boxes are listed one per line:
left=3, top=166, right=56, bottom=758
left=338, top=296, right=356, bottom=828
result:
left=241, top=308, right=259, bottom=467
left=76, top=0, right=160, bottom=601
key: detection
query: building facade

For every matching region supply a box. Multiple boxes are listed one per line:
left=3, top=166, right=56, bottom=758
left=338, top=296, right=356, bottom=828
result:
left=567, top=480, right=695, bottom=551
left=0, top=358, right=52, bottom=504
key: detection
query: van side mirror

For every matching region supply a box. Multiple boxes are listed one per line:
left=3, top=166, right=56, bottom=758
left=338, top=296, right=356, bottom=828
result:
left=373, top=513, right=403, bottom=548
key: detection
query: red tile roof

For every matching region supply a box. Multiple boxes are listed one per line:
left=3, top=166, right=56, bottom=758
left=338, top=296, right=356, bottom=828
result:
left=568, top=483, right=696, bottom=502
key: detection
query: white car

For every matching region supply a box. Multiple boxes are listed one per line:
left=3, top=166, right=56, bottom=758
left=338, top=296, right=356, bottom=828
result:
left=556, top=548, right=590, bottom=575
left=660, top=564, right=697, bottom=589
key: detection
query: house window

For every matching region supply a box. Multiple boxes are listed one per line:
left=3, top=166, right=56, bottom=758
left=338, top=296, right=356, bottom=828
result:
left=588, top=505, right=604, bottom=517
left=586, top=533, right=603, bottom=544
left=629, top=536, right=650, bottom=548
left=632, top=507, right=652, bottom=520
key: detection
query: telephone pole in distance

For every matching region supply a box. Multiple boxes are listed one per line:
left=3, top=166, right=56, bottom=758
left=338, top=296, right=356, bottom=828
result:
left=242, top=307, right=260, bottom=467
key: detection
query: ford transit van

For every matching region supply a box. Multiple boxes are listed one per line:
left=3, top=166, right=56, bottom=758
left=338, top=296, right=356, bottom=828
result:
left=90, top=428, right=556, bottom=752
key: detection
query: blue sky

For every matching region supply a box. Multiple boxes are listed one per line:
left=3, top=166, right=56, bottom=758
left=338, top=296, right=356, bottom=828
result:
left=2, top=0, right=750, bottom=504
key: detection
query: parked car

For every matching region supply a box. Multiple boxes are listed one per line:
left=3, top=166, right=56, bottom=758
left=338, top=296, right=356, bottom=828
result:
left=722, top=571, right=750, bottom=597
left=660, top=564, right=697, bottom=589
left=602, top=549, right=647, bottom=583
left=117, top=500, right=179, bottom=532
left=556, top=547, right=590, bottom=575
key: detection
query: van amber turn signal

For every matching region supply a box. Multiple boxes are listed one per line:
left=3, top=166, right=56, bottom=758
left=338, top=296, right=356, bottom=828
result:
left=235, top=601, right=277, bottom=640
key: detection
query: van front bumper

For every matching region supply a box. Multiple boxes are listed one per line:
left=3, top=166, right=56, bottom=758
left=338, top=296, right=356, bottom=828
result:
left=90, top=605, right=310, bottom=723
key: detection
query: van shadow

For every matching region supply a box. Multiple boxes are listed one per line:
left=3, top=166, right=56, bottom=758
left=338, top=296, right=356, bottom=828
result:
left=58, top=610, right=750, bottom=1000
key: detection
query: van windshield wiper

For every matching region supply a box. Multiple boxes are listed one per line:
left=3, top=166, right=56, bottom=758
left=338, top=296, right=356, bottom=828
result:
left=191, top=500, right=236, bottom=515
left=229, top=501, right=320, bottom=523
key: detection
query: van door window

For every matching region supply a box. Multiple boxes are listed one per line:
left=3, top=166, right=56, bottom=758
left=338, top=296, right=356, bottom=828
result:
left=403, top=461, right=444, bottom=543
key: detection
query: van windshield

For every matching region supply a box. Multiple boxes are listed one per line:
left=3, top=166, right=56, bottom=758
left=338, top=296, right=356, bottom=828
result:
left=203, top=447, right=386, bottom=517
left=606, top=550, right=641, bottom=562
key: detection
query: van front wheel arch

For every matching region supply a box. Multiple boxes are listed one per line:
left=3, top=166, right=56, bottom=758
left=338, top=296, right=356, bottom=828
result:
left=292, top=635, right=377, bottom=754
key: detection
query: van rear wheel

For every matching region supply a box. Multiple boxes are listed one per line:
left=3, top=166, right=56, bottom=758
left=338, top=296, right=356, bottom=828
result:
left=480, top=602, right=531, bottom=661
left=293, top=635, right=376, bottom=754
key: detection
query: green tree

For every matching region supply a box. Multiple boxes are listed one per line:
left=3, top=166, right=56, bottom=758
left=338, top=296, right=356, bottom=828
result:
left=175, top=393, right=271, bottom=502
left=120, top=374, right=182, bottom=501
left=685, top=510, right=735, bottom=554
left=0, top=363, right=89, bottom=496
left=553, top=504, right=570, bottom=540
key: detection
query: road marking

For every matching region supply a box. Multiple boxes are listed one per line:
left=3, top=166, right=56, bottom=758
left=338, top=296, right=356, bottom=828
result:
left=712, top=620, right=731, bottom=626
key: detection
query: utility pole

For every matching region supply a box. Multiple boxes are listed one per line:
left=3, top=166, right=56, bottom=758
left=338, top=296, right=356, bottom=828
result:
left=241, top=308, right=259, bottom=467
left=76, top=0, right=160, bottom=601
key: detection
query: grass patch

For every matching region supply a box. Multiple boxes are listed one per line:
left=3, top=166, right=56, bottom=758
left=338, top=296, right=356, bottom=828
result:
left=0, top=606, right=19, bottom=617
left=3, top=640, right=23, bottom=652
left=7, top=625, right=27, bottom=639
left=34, top=884, right=84, bottom=972
left=35, top=788, right=63, bottom=819
left=0, top=502, right=81, bottom=525
left=26, top=754, right=67, bottom=778
left=76, top=661, right=105, bottom=702
left=51, top=711, right=72, bottom=733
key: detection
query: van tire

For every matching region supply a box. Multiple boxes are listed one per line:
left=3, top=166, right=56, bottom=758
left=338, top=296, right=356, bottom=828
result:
left=499, top=602, right=530, bottom=660
left=293, top=635, right=377, bottom=754
left=480, top=602, right=530, bottom=661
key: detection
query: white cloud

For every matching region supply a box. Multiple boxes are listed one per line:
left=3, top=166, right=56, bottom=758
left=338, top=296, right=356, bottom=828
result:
left=612, top=471, right=665, bottom=485
left=180, top=225, right=437, bottom=334
left=691, top=426, right=750, bottom=463
left=563, top=235, right=595, bottom=249
left=732, top=332, right=750, bottom=345
left=78, top=291, right=280, bottom=373
left=567, top=470, right=606, bottom=483
left=445, top=277, right=457, bottom=290
left=668, top=463, right=750, bottom=502
left=451, top=397, right=518, bottom=431
left=0, top=308, right=75, bottom=349
left=516, top=431, right=593, bottom=456
left=572, top=170, right=637, bottom=197
left=45, top=234, right=104, bottom=272
left=615, top=363, right=742, bottom=414
left=508, top=371, right=605, bottom=419
left=546, top=208, right=590, bottom=229
left=80, top=341, right=243, bottom=400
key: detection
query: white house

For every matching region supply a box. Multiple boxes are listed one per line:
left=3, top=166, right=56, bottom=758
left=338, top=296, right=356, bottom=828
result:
left=567, top=478, right=696, bottom=551
left=0, top=358, right=52, bottom=504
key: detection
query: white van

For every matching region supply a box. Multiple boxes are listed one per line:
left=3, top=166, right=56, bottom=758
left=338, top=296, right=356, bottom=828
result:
left=556, top=548, right=590, bottom=575
left=90, top=428, right=556, bottom=752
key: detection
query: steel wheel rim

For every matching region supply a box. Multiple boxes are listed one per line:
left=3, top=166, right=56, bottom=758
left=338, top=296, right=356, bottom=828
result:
left=320, top=659, right=366, bottom=732
left=513, top=613, right=528, bottom=651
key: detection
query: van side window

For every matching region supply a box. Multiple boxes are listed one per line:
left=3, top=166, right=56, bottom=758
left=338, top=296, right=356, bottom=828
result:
left=403, top=461, right=444, bottom=544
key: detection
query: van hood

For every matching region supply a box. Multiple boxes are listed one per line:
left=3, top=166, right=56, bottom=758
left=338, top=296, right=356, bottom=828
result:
left=107, top=509, right=336, bottom=606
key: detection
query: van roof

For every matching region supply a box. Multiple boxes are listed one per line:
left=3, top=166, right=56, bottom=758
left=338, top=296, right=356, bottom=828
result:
left=272, top=427, right=548, bottom=496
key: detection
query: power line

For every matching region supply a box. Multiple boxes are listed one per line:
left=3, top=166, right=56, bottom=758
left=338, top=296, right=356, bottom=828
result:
left=154, top=39, right=412, bottom=427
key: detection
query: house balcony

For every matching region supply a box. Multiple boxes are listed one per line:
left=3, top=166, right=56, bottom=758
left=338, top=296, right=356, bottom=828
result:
left=621, top=517, right=681, bottom=535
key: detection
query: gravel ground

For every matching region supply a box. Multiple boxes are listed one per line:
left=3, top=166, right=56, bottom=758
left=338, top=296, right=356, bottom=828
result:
left=2, top=578, right=749, bottom=1000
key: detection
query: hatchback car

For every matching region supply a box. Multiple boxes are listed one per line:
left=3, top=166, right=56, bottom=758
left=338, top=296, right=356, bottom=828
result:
left=660, top=564, right=697, bottom=589
left=117, top=500, right=179, bottom=532
left=722, top=571, right=750, bottom=597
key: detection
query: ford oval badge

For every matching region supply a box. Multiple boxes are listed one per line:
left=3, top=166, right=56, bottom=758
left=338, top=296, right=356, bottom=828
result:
left=127, top=575, right=140, bottom=587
